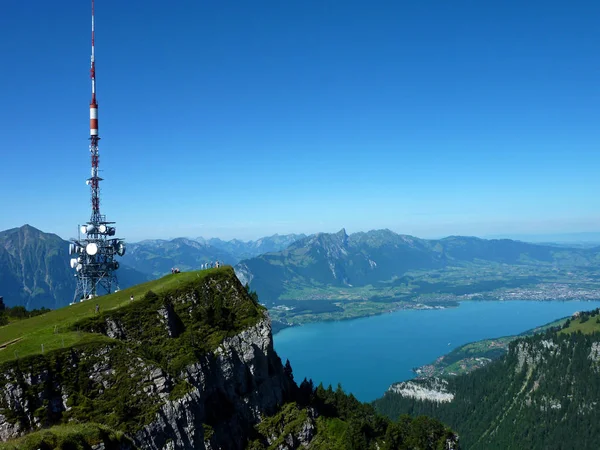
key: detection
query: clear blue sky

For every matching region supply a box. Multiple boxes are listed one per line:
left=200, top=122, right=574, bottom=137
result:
left=1, top=0, right=599, bottom=241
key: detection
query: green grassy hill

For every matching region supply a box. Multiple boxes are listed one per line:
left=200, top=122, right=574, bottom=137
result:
left=0, top=267, right=234, bottom=365
left=0, top=423, right=134, bottom=450
left=560, top=308, right=600, bottom=334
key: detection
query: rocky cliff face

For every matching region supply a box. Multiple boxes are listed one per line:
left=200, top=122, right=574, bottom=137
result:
left=388, top=378, right=455, bottom=403
left=0, top=269, right=294, bottom=449
left=134, top=317, right=293, bottom=449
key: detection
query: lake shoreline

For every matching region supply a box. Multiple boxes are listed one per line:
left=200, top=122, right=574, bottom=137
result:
left=274, top=300, right=600, bottom=402
left=270, top=301, right=456, bottom=335
left=270, top=297, right=600, bottom=336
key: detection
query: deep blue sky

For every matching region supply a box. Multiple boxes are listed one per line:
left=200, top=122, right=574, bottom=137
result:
left=1, top=0, right=599, bottom=241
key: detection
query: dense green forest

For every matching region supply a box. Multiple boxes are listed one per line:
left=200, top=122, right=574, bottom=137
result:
left=373, top=314, right=600, bottom=449
left=252, top=375, right=457, bottom=450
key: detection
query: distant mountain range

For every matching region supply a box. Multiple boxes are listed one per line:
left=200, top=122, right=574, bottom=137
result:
left=235, top=228, right=600, bottom=304
left=121, top=234, right=306, bottom=278
left=4, top=224, right=600, bottom=311
left=121, top=238, right=235, bottom=278
left=0, top=225, right=150, bottom=309
left=0, top=226, right=307, bottom=308
left=485, top=232, right=600, bottom=248
left=196, top=234, right=306, bottom=262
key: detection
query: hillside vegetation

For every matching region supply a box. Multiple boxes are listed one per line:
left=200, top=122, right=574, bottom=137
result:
left=0, top=267, right=239, bottom=365
left=0, top=423, right=134, bottom=450
left=373, top=311, right=600, bottom=449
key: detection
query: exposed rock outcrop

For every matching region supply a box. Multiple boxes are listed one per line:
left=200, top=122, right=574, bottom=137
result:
left=134, top=317, right=293, bottom=449
left=388, top=378, right=455, bottom=403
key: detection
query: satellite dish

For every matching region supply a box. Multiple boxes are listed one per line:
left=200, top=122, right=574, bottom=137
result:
left=80, top=225, right=87, bottom=234
left=113, top=261, right=120, bottom=270
left=86, top=242, right=98, bottom=255
left=98, top=224, right=107, bottom=233
left=76, top=263, right=83, bottom=271
left=108, top=227, right=116, bottom=236
left=70, top=258, right=78, bottom=268
left=117, top=242, right=126, bottom=256
left=69, top=243, right=75, bottom=255
left=85, top=180, right=90, bottom=185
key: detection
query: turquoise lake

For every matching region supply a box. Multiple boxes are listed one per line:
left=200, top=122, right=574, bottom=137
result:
left=273, top=300, right=600, bottom=402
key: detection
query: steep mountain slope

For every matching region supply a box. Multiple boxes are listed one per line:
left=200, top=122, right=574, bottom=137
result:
left=121, top=238, right=234, bottom=278
left=0, top=225, right=73, bottom=310
left=373, top=312, right=600, bottom=449
left=198, top=233, right=306, bottom=262
left=235, top=228, right=600, bottom=303
left=0, top=267, right=458, bottom=449
left=0, top=225, right=150, bottom=309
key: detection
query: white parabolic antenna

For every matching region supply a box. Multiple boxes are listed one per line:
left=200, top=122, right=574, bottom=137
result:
left=80, top=225, right=87, bottom=234
left=86, top=242, right=98, bottom=255
left=70, top=258, right=78, bottom=268
left=98, top=224, right=107, bottom=233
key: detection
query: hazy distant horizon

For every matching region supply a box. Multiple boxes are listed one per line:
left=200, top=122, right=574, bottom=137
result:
left=7, top=222, right=600, bottom=245
left=122, top=229, right=600, bottom=245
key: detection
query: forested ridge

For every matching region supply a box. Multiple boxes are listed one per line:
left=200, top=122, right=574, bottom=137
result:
left=373, top=312, right=600, bottom=449
left=250, top=378, right=458, bottom=450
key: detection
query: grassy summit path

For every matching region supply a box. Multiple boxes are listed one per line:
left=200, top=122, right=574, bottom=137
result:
left=0, top=267, right=227, bottom=365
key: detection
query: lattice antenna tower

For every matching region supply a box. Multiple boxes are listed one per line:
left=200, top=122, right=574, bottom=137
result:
left=69, top=0, right=126, bottom=301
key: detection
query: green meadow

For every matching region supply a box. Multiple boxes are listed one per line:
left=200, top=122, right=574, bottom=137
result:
left=0, top=268, right=225, bottom=365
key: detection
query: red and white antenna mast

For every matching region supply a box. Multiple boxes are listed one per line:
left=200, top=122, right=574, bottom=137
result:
left=70, top=0, right=126, bottom=301
left=89, top=0, right=100, bottom=219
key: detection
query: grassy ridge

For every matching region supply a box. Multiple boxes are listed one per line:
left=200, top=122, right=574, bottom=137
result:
left=0, top=266, right=266, bottom=438
left=0, top=423, right=135, bottom=450
left=560, top=309, right=600, bottom=334
left=0, top=267, right=231, bottom=365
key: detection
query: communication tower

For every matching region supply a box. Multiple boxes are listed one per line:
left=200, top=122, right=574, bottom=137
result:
left=69, top=0, right=125, bottom=301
